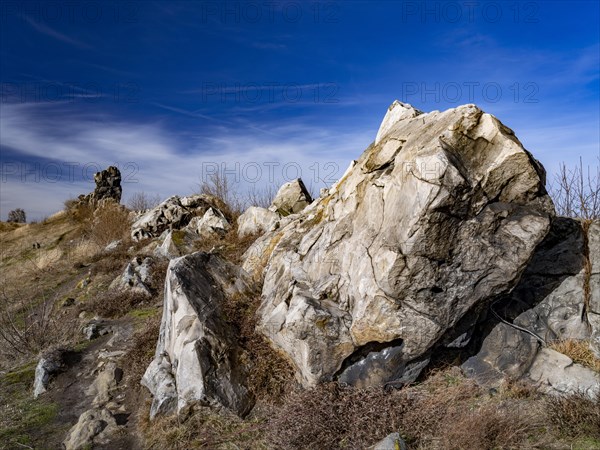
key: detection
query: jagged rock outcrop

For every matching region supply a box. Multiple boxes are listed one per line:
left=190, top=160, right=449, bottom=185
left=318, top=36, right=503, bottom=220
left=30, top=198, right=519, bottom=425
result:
left=109, top=256, right=155, bottom=296
left=463, top=218, right=600, bottom=395
left=237, top=206, right=280, bottom=238
left=131, top=194, right=227, bottom=241
left=142, top=252, right=254, bottom=418
left=269, top=178, right=313, bottom=216
left=243, top=102, right=554, bottom=388
left=187, top=207, right=231, bottom=238
left=78, top=166, right=122, bottom=205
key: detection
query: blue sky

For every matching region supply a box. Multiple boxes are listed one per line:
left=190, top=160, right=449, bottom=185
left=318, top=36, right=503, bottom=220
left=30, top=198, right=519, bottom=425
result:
left=1, top=0, right=599, bottom=220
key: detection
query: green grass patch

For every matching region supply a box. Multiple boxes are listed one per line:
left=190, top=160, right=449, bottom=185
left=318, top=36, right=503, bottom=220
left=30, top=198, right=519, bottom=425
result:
left=0, top=361, right=59, bottom=449
left=129, top=306, right=160, bottom=320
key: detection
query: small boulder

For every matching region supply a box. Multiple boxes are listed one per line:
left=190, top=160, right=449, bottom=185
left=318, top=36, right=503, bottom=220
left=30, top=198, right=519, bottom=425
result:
left=109, top=256, right=154, bottom=296
left=370, top=433, right=408, bottom=450
left=526, top=348, right=600, bottom=398
left=63, top=408, right=118, bottom=450
left=269, top=178, right=313, bottom=216
left=33, top=348, right=67, bottom=398
left=237, top=206, right=280, bottom=238
left=192, top=207, right=230, bottom=238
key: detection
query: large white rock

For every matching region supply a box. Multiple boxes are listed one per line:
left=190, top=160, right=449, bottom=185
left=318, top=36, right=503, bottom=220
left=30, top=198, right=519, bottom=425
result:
left=375, top=100, right=422, bottom=144
left=244, top=102, right=554, bottom=387
left=237, top=206, right=280, bottom=238
left=142, top=252, right=254, bottom=418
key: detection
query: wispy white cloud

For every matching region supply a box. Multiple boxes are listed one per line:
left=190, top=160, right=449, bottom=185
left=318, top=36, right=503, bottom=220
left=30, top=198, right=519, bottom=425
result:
left=23, top=16, right=91, bottom=49
left=0, top=102, right=373, bottom=220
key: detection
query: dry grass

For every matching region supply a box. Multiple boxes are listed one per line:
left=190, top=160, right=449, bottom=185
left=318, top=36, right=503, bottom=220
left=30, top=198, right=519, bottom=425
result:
left=545, top=392, right=600, bottom=439
left=221, top=292, right=294, bottom=403
left=549, top=339, right=600, bottom=373
left=124, top=314, right=162, bottom=388
left=140, top=403, right=269, bottom=450
left=267, top=368, right=548, bottom=450
left=85, top=290, right=152, bottom=318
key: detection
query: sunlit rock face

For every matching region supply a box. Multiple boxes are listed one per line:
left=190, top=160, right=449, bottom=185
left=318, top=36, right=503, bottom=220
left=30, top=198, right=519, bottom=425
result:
left=244, top=102, right=554, bottom=387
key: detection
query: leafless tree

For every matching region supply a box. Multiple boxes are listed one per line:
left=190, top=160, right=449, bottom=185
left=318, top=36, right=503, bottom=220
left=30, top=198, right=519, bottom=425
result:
left=549, top=156, right=600, bottom=220
left=127, top=191, right=162, bottom=212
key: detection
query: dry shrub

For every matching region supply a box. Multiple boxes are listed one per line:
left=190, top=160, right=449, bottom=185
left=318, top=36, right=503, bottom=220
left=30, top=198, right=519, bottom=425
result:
left=268, top=368, right=547, bottom=450
left=193, top=226, right=260, bottom=265
left=545, top=392, right=600, bottom=439
left=549, top=339, right=600, bottom=372
left=86, top=290, right=151, bottom=318
left=0, top=287, right=78, bottom=363
left=127, top=191, right=162, bottom=212
left=140, top=404, right=269, bottom=450
left=125, top=314, right=162, bottom=387
left=221, top=292, right=294, bottom=403
left=87, top=202, right=131, bottom=248
left=267, top=383, right=408, bottom=449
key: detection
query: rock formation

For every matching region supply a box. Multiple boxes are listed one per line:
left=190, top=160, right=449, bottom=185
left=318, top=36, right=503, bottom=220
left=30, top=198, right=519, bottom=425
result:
left=142, top=252, right=254, bottom=418
left=131, top=194, right=227, bottom=241
left=77, top=166, right=122, bottom=205
left=243, top=102, right=555, bottom=387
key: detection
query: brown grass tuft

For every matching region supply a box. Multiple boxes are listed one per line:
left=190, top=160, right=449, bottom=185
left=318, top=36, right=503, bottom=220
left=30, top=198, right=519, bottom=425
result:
left=545, top=392, right=600, bottom=439
left=549, top=339, right=600, bottom=373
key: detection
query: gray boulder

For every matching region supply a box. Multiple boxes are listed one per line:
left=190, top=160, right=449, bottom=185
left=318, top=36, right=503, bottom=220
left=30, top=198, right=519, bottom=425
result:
left=109, top=256, right=155, bottom=296
left=33, top=348, right=67, bottom=398
left=142, top=252, right=254, bottom=418
left=63, top=408, right=118, bottom=450
left=269, top=178, right=313, bottom=216
left=463, top=218, right=598, bottom=394
left=527, top=348, right=600, bottom=398
left=244, top=102, right=554, bottom=388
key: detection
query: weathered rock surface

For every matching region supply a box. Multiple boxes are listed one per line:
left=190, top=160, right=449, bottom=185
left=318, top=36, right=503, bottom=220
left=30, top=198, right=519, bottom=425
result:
left=78, top=166, right=122, bottom=205
left=109, top=256, right=155, bottom=296
left=142, top=252, right=254, bottom=418
left=588, top=221, right=600, bottom=357
left=526, top=348, right=600, bottom=398
left=131, top=194, right=226, bottom=241
left=269, top=178, right=313, bottom=216
left=237, top=206, right=280, bottom=238
left=244, top=102, right=554, bottom=387
left=190, top=207, right=231, bottom=238
left=463, top=218, right=598, bottom=394
left=33, top=348, right=68, bottom=398
left=63, top=408, right=118, bottom=450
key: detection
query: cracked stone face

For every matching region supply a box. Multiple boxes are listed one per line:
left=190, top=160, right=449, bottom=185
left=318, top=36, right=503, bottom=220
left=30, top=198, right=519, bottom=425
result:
left=244, top=102, right=554, bottom=387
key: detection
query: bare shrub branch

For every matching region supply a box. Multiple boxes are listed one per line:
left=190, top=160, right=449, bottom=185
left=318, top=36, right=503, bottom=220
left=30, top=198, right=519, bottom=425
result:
left=127, top=192, right=162, bottom=212
left=549, top=156, right=600, bottom=219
